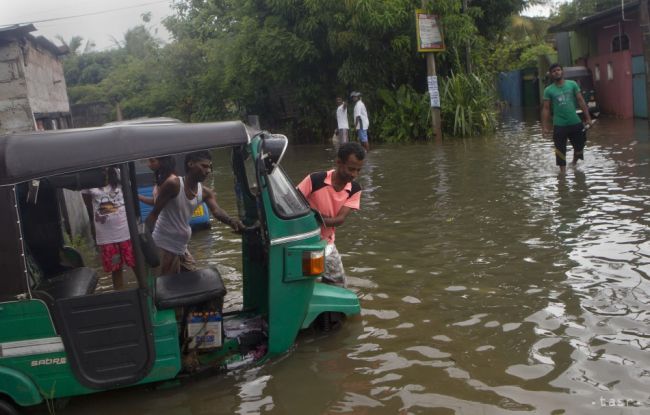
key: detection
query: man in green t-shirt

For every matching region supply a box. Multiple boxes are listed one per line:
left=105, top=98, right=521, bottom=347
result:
left=542, top=63, right=592, bottom=174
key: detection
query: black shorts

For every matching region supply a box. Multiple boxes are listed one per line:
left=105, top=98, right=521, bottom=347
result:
left=553, top=123, right=585, bottom=166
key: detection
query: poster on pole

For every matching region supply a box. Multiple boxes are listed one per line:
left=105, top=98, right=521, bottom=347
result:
left=416, top=10, right=445, bottom=52
left=427, top=75, right=441, bottom=108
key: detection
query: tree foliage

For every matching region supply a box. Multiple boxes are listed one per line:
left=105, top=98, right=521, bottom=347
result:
left=64, top=0, right=544, bottom=140
left=376, top=85, right=431, bottom=142
left=440, top=72, right=497, bottom=137
left=552, top=0, right=621, bottom=23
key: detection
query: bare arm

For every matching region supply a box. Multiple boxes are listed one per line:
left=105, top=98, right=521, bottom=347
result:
left=145, top=176, right=180, bottom=230
left=575, top=91, right=592, bottom=124
left=321, top=206, right=354, bottom=228
left=202, top=186, right=244, bottom=232
left=541, top=100, right=552, bottom=134
left=138, top=194, right=154, bottom=205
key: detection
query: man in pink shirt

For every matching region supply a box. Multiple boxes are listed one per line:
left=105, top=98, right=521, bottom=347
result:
left=297, top=142, right=366, bottom=286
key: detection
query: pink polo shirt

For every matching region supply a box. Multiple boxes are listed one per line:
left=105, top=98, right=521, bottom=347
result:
left=297, top=170, right=361, bottom=244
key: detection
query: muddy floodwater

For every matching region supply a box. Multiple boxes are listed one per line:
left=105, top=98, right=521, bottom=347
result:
left=57, top=114, right=650, bottom=414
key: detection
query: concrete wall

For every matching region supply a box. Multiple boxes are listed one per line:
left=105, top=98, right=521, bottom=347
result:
left=22, top=38, right=70, bottom=115
left=0, top=36, right=72, bottom=134
left=71, top=102, right=113, bottom=127
left=0, top=42, right=34, bottom=133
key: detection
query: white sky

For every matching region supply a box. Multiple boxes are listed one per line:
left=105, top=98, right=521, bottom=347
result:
left=0, top=0, right=174, bottom=51
left=522, top=0, right=571, bottom=17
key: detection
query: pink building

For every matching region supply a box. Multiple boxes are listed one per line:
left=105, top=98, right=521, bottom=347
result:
left=550, top=1, right=647, bottom=119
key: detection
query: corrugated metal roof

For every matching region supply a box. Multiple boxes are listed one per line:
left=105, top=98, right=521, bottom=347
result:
left=548, top=0, right=640, bottom=33
left=0, top=24, right=68, bottom=56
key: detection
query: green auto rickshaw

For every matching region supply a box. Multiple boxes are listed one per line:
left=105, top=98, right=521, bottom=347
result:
left=0, top=121, right=360, bottom=413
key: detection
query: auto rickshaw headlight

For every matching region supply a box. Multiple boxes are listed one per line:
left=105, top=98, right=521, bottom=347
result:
left=302, top=250, right=324, bottom=276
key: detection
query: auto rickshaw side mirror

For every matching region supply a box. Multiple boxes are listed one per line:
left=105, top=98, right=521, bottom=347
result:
left=260, top=134, right=288, bottom=175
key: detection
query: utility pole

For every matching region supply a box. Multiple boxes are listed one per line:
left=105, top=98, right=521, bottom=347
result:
left=116, top=102, right=123, bottom=121
left=641, top=0, right=650, bottom=125
left=462, top=0, right=472, bottom=73
left=421, top=0, right=443, bottom=144
left=426, top=53, right=443, bottom=144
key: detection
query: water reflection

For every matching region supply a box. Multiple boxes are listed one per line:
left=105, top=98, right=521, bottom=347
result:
left=56, top=116, right=650, bottom=414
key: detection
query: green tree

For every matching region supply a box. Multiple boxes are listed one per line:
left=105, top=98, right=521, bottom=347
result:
left=64, top=0, right=544, bottom=140
left=489, top=14, right=553, bottom=72
left=552, top=0, right=621, bottom=23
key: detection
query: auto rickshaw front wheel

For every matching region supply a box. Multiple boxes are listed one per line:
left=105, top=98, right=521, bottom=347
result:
left=315, top=312, right=345, bottom=332
left=0, top=397, right=19, bottom=415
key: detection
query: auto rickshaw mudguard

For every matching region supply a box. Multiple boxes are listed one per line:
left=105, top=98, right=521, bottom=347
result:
left=301, top=283, right=361, bottom=329
left=0, top=366, right=43, bottom=407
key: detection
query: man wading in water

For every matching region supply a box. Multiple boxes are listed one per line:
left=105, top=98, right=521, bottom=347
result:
left=147, top=151, right=243, bottom=275
left=542, top=63, right=592, bottom=174
left=297, top=142, right=365, bottom=287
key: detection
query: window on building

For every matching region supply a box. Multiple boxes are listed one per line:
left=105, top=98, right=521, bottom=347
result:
left=612, top=34, right=630, bottom=52
left=607, top=62, right=614, bottom=80
left=594, top=65, right=600, bottom=81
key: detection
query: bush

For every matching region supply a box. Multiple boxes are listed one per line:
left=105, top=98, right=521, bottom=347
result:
left=440, top=72, right=497, bottom=137
left=376, top=85, right=432, bottom=143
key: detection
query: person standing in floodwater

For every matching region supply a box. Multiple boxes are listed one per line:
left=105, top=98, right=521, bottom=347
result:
left=82, top=166, right=135, bottom=290
left=335, top=96, right=349, bottom=144
left=542, top=63, right=592, bottom=174
left=138, top=156, right=177, bottom=206
left=297, top=142, right=365, bottom=287
left=146, top=151, right=244, bottom=275
left=351, top=91, right=370, bottom=151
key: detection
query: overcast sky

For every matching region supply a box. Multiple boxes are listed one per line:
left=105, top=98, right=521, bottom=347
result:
left=1, top=0, right=566, bottom=52
left=0, top=0, right=174, bottom=50
left=522, top=0, right=572, bottom=17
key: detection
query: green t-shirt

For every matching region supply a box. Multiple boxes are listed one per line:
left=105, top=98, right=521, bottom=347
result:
left=543, top=80, right=582, bottom=127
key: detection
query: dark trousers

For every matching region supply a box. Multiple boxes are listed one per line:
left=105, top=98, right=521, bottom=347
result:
left=553, top=123, right=585, bottom=166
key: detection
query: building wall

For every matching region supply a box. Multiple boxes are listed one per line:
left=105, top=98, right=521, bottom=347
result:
left=589, top=50, right=634, bottom=118
left=595, top=15, right=643, bottom=57
left=586, top=11, right=642, bottom=119
left=0, top=42, right=34, bottom=133
left=23, top=38, right=70, bottom=115
left=569, top=29, right=590, bottom=64
left=71, top=102, right=113, bottom=127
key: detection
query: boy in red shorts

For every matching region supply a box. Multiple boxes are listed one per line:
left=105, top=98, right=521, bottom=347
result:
left=83, top=166, right=135, bottom=290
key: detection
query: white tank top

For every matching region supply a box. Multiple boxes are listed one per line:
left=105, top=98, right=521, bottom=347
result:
left=153, top=177, right=203, bottom=255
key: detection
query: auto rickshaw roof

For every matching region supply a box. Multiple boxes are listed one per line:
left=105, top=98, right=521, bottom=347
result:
left=0, top=121, right=254, bottom=186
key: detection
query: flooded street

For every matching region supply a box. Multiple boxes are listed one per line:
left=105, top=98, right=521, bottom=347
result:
left=60, top=113, right=650, bottom=414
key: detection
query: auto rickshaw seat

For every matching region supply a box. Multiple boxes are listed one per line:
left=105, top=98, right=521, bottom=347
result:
left=155, top=267, right=226, bottom=309
left=37, top=267, right=99, bottom=299
left=27, top=252, right=98, bottom=301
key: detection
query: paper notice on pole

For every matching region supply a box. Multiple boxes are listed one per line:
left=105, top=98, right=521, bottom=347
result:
left=419, top=15, right=442, bottom=47
left=427, top=75, right=440, bottom=108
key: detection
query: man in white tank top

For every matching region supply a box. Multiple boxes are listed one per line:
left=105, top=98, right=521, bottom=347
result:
left=146, top=151, right=244, bottom=276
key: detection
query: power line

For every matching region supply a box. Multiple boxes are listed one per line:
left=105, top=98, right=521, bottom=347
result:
left=0, top=0, right=171, bottom=28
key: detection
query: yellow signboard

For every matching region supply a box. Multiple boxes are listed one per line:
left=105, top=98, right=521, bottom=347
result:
left=416, top=10, right=445, bottom=52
